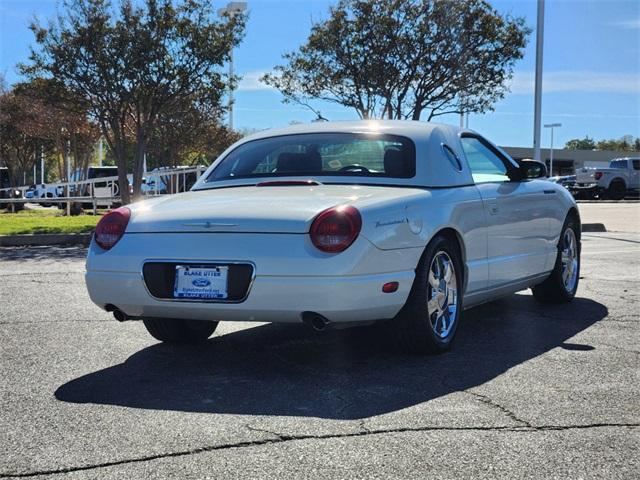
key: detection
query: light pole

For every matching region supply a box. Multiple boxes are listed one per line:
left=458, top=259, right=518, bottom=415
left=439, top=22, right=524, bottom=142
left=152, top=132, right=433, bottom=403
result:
left=66, top=139, right=71, bottom=216
left=218, top=1, right=247, bottom=131
left=40, top=145, right=44, bottom=185
left=544, top=123, right=561, bottom=177
left=533, top=0, right=545, bottom=161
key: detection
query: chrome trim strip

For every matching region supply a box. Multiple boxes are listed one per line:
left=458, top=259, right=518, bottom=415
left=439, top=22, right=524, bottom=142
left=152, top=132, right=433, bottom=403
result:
left=140, top=259, right=257, bottom=304
left=181, top=222, right=238, bottom=228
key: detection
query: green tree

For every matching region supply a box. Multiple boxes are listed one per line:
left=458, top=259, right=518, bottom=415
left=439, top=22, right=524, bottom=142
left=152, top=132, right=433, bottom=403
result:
left=565, top=135, right=640, bottom=152
left=564, top=136, right=596, bottom=150
left=146, top=92, right=241, bottom=170
left=263, top=0, right=529, bottom=120
left=24, top=0, right=245, bottom=203
left=0, top=79, right=98, bottom=187
left=595, top=136, right=638, bottom=152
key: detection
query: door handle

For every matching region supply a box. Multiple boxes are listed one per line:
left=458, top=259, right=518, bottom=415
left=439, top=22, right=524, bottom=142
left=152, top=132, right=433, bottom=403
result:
left=488, top=199, right=499, bottom=215
left=543, top=190, right=556, bottom=194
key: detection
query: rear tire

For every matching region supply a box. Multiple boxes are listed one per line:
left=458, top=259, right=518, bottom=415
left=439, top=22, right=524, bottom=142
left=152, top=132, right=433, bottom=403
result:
left=395, top=234, right=463, bottom=354
left=607, top=180, right=626, bottom=200
left=142, top=318, right=218, bottom=344
left=532, top=217, right=580, bottom=304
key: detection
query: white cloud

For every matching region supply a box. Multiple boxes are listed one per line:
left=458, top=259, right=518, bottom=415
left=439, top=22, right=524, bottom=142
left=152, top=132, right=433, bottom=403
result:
left=608, top=18, right=640, bottom=29
left=237, top=70, right=275, bottom=92
left=509, top=71, right=640, bottom=95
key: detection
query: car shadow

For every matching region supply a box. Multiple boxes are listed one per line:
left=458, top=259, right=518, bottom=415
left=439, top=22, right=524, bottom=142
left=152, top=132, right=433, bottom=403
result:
left=55, top=294, right=607, bottom=419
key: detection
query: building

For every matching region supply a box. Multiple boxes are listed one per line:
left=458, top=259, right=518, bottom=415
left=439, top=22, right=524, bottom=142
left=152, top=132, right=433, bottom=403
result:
left=501, top=146, right=639, bottom=176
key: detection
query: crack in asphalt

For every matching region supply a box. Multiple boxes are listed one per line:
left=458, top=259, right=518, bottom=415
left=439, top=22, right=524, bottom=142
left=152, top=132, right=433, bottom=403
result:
left=245, top=423, right=285, bottom=440
left=1, top=422, right=638, bottom=478
left=464, top=390, right=533, bottom=428
left=0, top=319, right=108, bottom=325
left=0, top=272, right=83, bottom=276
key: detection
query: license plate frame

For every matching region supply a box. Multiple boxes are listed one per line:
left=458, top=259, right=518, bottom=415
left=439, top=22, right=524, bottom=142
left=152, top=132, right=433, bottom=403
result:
left=173, top=265, right=229, bottom=300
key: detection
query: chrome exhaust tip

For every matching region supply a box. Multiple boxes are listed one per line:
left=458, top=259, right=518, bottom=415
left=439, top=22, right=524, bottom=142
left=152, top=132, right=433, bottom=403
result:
left=112, top=309, right=129, bottom=322
left=302, top=312, right=331, bottom=332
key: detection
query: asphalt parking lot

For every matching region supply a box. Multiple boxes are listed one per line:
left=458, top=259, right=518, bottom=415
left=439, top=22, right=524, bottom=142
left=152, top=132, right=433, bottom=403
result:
left=1, top=210, right=639, bottom=478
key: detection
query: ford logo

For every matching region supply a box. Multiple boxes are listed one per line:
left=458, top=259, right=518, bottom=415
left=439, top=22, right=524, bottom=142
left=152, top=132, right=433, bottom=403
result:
left=192, top=278, right=211, bottom=288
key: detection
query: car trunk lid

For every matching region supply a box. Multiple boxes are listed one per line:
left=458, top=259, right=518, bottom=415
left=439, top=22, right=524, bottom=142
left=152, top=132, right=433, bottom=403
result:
left=126, top=184, right=424, bottom=234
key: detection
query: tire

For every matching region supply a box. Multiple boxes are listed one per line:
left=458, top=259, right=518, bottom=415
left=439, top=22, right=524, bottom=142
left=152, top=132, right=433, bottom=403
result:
left=532, top=216, right=580, bottom=304
left=607, top=180, right=626, bottom=200
left=142, top=317, right=218, bottom=344
left=395, top=233, right=464, bottom=354
left=40, top=194, right=52, bottom=208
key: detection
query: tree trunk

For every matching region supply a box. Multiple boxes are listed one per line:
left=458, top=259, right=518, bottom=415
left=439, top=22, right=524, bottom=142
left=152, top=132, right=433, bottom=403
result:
left=132, top=131, right=146, bottom=202
left=114, top=144, right=130, bottom=205
left=412, top=106, right=423, bottom=121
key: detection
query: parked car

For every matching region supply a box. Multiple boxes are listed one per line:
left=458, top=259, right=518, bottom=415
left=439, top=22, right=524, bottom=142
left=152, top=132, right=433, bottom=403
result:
left=145, top=165, right=202, bottom=194
left=571, top=158, right=640, bottom=200
left=0, top=167, right=24, bottom=209
left=33, top=184, right=64, bottom=207
left=77, top=166, right=121, bottom=207
left=0, top=167, right=11, bottom=207
left=547, top=175, right=576, bottom=190
left=86, top=121, right=581, bottom=354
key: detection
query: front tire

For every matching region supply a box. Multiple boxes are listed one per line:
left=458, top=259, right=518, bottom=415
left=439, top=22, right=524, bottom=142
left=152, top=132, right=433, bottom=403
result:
left=532, top=217, right=580, bottom=303
left=142, top=318, right=218, bottom=344
left=395, top=234, right=463, bottom=354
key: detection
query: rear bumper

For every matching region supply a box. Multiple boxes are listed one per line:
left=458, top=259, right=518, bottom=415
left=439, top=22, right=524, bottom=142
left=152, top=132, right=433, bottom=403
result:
left=85, top=269, right=414, bottom=324
left=85, top=232, right=423, bottom=324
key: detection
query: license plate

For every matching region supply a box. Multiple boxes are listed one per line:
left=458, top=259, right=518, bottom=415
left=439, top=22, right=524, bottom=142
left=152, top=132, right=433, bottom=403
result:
left=173, top=266, right=229, bottom=299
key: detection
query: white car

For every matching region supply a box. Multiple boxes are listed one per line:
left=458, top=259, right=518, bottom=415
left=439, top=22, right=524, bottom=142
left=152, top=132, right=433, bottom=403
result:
left=86, top=121, right=581, bottom=354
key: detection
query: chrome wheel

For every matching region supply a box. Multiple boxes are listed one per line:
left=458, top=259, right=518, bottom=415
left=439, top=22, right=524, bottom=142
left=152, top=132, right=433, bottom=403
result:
left=427, top=251, right=458, bottom=339
left=561, top=228, right=579, bottom=293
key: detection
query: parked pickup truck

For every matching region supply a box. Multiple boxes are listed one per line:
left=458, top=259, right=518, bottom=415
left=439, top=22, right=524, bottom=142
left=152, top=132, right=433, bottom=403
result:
left=571, top=158, right=640, bottom=200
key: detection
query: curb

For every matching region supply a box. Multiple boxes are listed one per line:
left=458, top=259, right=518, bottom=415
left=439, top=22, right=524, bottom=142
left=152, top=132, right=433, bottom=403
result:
left=582, top=223, right=607, bottom=233
left=0, top=233, right=92, bottom=247
left=0, top=224, right=609, bottom=247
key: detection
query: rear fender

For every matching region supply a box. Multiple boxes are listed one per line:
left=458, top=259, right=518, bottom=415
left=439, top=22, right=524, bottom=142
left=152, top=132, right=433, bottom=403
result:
left=360, top=185, right=486, bottom=296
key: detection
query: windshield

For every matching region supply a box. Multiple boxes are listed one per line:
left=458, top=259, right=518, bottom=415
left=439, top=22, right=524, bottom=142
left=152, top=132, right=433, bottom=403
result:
left=205, top=133, right=416, bottom=183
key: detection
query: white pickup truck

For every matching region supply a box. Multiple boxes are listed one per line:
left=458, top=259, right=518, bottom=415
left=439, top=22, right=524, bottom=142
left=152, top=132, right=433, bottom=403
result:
left=572, top=157, right=640, bottom=200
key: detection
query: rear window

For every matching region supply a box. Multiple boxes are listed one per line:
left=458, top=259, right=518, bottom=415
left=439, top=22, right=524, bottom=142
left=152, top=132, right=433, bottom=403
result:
left=88, top=168, right=118, bottom=179
left=610, top=159, right=627, bottom=169
left=205, top=133, right=416, bottom=182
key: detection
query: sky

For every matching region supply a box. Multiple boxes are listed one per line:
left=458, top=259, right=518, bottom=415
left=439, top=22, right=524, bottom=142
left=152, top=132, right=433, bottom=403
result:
left=0, top=0, right=639, bottom=148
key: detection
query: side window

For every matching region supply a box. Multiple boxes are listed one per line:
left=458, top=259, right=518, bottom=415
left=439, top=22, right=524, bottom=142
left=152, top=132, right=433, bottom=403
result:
left=460, top=137, right=510, bottom=183
left=632, top=160, right=639, bottom=171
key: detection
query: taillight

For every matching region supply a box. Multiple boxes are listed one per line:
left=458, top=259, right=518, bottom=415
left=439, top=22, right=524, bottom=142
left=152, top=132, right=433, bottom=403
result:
left=94, top=207, right=131, bottom=250
left=310, top=205, right=362, bottom=253
left=594, top=172, right=603, bottom=180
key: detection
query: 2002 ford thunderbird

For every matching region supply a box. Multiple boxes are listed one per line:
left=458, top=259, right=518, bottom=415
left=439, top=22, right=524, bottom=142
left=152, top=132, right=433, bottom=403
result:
left=86, top=121, right=580, bottom=353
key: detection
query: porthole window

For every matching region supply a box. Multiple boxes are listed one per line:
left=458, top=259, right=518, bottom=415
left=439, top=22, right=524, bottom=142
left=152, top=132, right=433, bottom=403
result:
left=442, top=144, right=462, bottom=171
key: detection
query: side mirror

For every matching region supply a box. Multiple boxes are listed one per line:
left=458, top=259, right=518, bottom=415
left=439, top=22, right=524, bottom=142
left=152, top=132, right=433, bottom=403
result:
left=519, top=160, right=547, bottom=179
